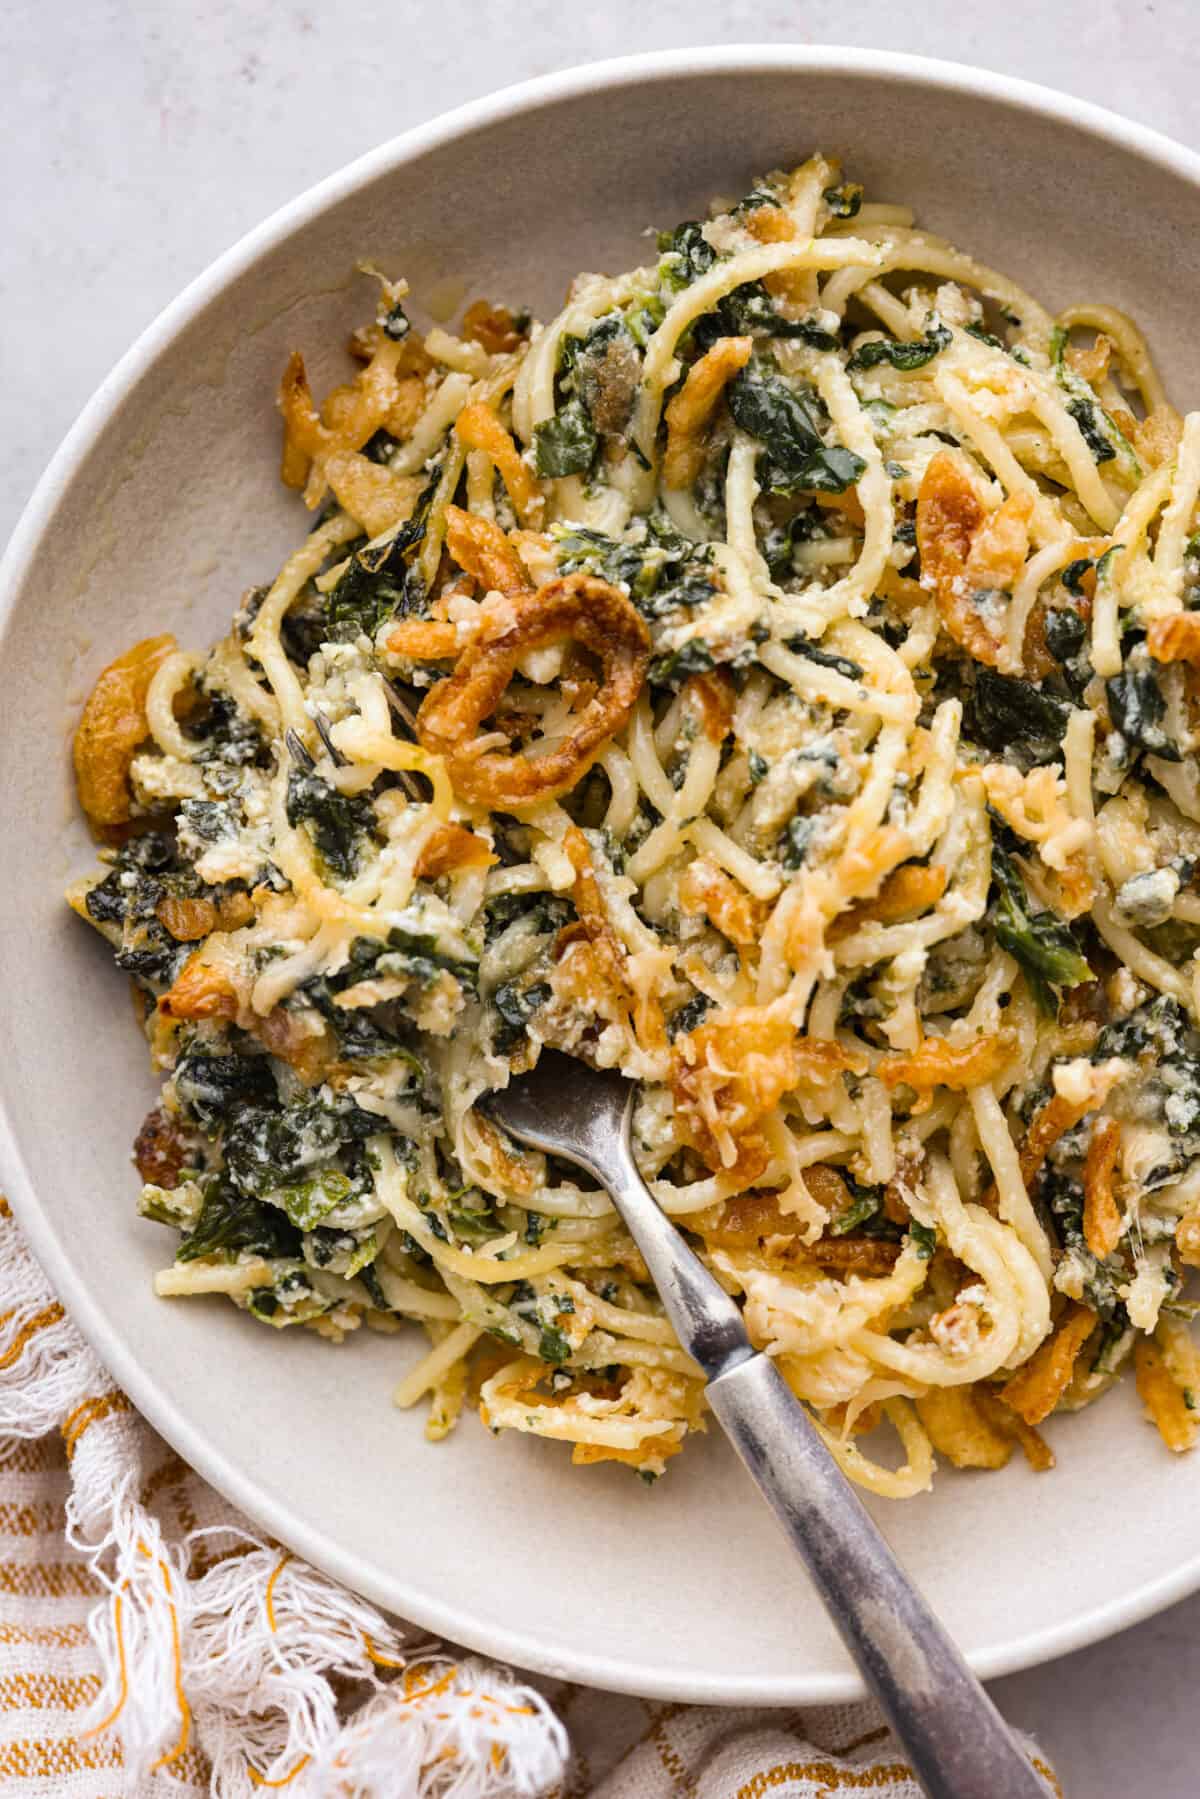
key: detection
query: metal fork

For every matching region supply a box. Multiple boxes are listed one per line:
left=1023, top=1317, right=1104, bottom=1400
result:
left=481, top=1052, right=1048, bottom=1799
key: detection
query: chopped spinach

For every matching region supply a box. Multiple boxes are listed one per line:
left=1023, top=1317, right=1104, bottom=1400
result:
left=274, top=1167, right=358, bottom=1230
left=1050, top=326, right=1139, bottom=478
left=1068, top=399, right=1117, bottom=464
left=1061, top=558, right=1094, bottom=597
left=728, top=367, right=865, bottom=494
left=782, top=814, right=819, bottom=869
left=446, top=1196, right=499, bottom=1243
left=991, top=844, right=1091, bottom=1012
left=323, top=470, right=438, bottom=640
left=1043, top=605, right=1087, bottom=663
left=492, top=979, right=552, bottom=1053
left=667, top=994, right=711, bottom=1040
left=382, top=301, right=410, bottom=341
left=174, top=1049, right=276, bottom=1129
left=552, top=516, right=716, bottom=621
left=285, top=767, right=377, bottom=878
left=537, top=1324, right=573, bottom=1365
left=964, top=323, right=1005, bottom=350
left=196, top=691, right=268, bottom=767
left=648, top=639, right=716, bottom=687
left=83, top=838, right=207, bottom=988
left=1106, top=665, right=1181, bottom=761
left=483, top=890, right=575, bottom=944
left=830, top=1190, right=881, bottom=1234
left=657, top=220, right=717, bottom=291
left=970, top=669, right=1072, bottom=767
left=830, top=1179, right=903, bottom=1241
left=221, top=1090, right=378, bottom=1198
left=533, top=397, right=598, bottom=478
left=847, top=319, right=951, bottom=373
left=907, top=1220, right=937, bottom=1259
left=823, top=182, right=863, bottom=219
left=693, top=280, right=840, bottom=352
left=787, top=634, right=864, bottom=680
left=1041, top=1170, right=1126, bottom=1317
left=177, top=1177, right=302, bottom=1265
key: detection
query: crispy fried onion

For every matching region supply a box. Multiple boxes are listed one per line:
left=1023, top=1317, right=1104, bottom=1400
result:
left=555, top=826, right=665, bottom=1052
left=663, top=336, right=753, bottom=488
left=915, top=1382, right=1053, bottom=1472
left=1147, top=612, right=1200, bottom=666
left=453, top=402, right=543, bottom=527
left=1000, top=1302, right=1096, bottom=1426
left=416, top=573, right=649, bottom=809
left=916, top=452, right=1032, bottom=669
left=413, top=823, right=497, bottom=880
left=1083, top=1117, right=1123, bottom=1258
left=1019, top=1088, right=1095, bottom=1188
left=686, top=669, right=736, bottom=744
left=323, top=451, right=426, bottom=539
left=678, top=856, right=768, bottom=947
left=1176, top=1208, right=1200, bottom=1267
left=462, top=299, right=528, bottom=355
left=383, top=619, right=460, bottom=663
left=442, top=504, right=533, bottom=599
left=981, top=765, right=1091, bottom=875
left=155, top=891, right=254, bottom=942
left=699, top=1186, right=903, bottom=1276
left=133, top=1106, right=190, bottom=1190
left=671, top=1003, right=864, bottom=1172
left=158, top=942, right=333, bottom=1086
left=829, top=861, right=947, bottom=940
left=74, top=635, right=178, bottom=833
left=279, top=334, right=428, bottom=505
left=478, top=1358, right=705, bottom=1475
left=879, top=1030, right=1017, bottom=1113
left=1135, top=1325, right=1200, bottom=1453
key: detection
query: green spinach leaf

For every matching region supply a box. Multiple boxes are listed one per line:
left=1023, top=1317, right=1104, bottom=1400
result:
left=286, top=767, right=377, bottom=878
left=847, top=320, right=951, bottom=373
left=991, top=844, right=1091, bottom=1012
left=1106, top=666, right=1181, bottom=762
left=177, top=1178, right=302, bottom=1265
left=533, top=397, right=598, bottom=478
left=728, top=368, right=865, bottom=494
left=971, top=669, right=1072, bottom=766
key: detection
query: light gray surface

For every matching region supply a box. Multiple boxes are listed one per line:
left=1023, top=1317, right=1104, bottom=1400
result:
left=3, top=7, right=1199, bottom=1795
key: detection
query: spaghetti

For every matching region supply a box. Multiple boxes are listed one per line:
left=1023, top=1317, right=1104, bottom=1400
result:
left=68, top=158, right=1200, bottom=1491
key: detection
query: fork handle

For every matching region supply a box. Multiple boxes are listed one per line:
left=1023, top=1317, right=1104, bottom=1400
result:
left=706, top=1354, right=1048, bottom=1798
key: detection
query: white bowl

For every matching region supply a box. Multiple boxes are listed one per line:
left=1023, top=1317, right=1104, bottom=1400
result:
left=5, top=46, right=1200, bottom=1705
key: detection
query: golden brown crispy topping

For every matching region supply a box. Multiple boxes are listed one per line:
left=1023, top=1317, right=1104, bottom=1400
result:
left=915, top=453, right=1032, bottom=667
left=442, top=505, right=533, bottom=600
left=1001, top=1304, right=1097, bottom=1427
left=133, top=1107, right=190, bottom=1190
left=416, top=575, right=649, bottom=810
left=73, top=635, right=178, bottom=833
left=878, top=1031, right=1017, bottom=1110
left=461, top=299, right=527, bottom=355
left=663, top=336, right=753, bottom=489
left=453, top=402, right=543, bottom=527
left=1082, top=1117, right=1123, bottom=1259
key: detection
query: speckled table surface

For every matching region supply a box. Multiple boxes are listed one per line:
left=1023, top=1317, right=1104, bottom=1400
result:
left=4, top=3, right=1199, bottom=1793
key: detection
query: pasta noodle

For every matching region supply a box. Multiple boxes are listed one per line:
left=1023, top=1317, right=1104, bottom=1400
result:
left=68, top=156, right=1200, bottom=1487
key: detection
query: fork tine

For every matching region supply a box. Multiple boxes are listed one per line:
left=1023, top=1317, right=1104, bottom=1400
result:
left=284, top=727, right=315, bottom=770
left=312, top=711, right=347, bottom=767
